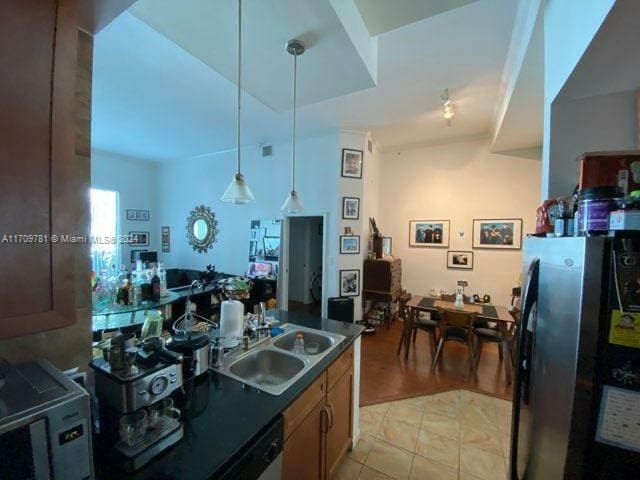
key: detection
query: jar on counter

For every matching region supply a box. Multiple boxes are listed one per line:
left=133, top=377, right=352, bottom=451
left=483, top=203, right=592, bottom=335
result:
left=577, top=186, right=623, bottom=234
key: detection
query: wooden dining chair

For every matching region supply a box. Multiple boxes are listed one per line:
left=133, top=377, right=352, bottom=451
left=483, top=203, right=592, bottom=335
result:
left=396, top=293, right=439, bottom=362
left=431, top=308, right=478, bottom=381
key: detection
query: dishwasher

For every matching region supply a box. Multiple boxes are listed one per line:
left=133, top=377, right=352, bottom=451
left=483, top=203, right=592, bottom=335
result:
left=216, top=416, right=283, bottom=480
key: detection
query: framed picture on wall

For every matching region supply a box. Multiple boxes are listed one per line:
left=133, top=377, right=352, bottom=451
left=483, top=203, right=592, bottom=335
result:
left=342, top=197, right=360, bottom=220
left=472, top=218, right=523, bottom=250
left=341, top=148, right=363, bottom=178
left=382, top=237, right=392, bottom=256
left=339, top=269, right=360, bottom=297
left=129, top=231, right=149, bottom=246
left=126, top=209, right=149, bottom=221
left=447, top=250, right=473, bottom=270
left=340, top=235, right=360, bottom=254
left=409, top=220, right=450, bottom=248
left=161, top=226, right=171, bottom=253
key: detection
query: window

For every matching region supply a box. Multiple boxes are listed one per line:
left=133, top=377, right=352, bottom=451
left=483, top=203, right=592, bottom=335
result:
left=90, top=188, right=118, bottom=273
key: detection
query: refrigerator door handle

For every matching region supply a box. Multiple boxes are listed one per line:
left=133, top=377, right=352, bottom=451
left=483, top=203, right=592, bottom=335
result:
left=510, top=258, right=540, bottom=480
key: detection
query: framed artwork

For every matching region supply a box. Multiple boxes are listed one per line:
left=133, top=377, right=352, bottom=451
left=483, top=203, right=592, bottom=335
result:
left=382, top=237, right=392, bottom=256
left=126, top=209, right=150, bottom=221
left=473, top=219, right=523, bottom=250
left=340, top=235, right=360, bottom=254
left=447, top=251, right=473, bottom=270
left=129, top=231, right=149, bottom=247
left=409, top=220, right=450, bottom=248
left=341, top=148, right=363, bottom=179
left=130, top=249, right=148, bottom=264
left=342, top=197, right=360, bottom=220
left=161, top=226, right=170, bottom=253
left=339, top=269, right=360, bottom=297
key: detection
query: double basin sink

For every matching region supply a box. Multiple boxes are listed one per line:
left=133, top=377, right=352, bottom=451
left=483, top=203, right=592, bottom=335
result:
left=213, top=324, right=346, bottom=395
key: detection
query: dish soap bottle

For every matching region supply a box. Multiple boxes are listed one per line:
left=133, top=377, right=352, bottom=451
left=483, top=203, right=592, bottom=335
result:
left=293, top=333, right=305, bottom=354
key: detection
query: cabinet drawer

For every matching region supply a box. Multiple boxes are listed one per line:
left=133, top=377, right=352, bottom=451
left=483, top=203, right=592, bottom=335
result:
left=283, top=371, right=327, bottom=441
left=327, top=345, right=354, bottom=391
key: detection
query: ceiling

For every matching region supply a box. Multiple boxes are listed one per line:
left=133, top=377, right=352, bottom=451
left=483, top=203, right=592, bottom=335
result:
left=353, top=0, right=480, bottom=36
left=92, top=0, right=525, bottom=161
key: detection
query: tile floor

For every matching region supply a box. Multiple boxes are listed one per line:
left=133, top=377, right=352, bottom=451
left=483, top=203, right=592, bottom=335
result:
left=334, top=389, right=513, bottom=480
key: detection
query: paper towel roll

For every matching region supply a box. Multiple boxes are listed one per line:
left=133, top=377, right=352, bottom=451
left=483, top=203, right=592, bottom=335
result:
left=220, top=300, right=244, bottom=348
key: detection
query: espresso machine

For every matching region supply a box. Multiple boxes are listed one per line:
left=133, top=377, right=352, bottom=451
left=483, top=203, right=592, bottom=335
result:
left=90, top=334, right=185, bottom=472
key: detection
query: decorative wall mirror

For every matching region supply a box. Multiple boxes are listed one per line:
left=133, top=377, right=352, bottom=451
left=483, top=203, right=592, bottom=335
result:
left=186, top=205, right=219, bottom=253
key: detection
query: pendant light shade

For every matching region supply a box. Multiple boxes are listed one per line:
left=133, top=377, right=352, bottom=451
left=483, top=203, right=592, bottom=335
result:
left=281, top=189, right=303, bottom=213
left=221, top=172, right=255, bottom=204
left=281, top=39, right=305, bottom=214
left=221, top=0, right=254, bottom=204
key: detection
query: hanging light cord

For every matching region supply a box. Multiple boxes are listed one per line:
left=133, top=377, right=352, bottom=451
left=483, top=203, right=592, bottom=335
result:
left=291, top=52, right=297, bottom=192
left=236, top=0, right=242, bottom=176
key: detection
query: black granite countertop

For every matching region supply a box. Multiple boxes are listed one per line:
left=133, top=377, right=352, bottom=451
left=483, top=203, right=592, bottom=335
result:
left=94, top=310, right=363, bottom=480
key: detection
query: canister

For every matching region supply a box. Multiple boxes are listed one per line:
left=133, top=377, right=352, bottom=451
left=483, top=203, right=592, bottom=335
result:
left=577, top=186, right=623, bottom=234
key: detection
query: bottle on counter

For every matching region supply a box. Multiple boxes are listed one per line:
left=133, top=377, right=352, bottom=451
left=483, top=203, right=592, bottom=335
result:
left=151, top=266, right=161, bottom=303
left=141, top=310, right=163, bottom=339
left=158, top=262, right=167, bottom=297
left=293, top=333, right=305, bottom=354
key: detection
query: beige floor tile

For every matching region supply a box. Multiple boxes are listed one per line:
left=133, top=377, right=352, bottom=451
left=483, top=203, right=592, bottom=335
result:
left=350, top=434, right=376, bottom=463
left=402, top=395, right=428, bottom=410
left=358, top=465, right=392, bottom=480
left=334, top=457, right=364, bottom=480
left=459, top=473, right=484, bottom=480
left=460, top=444, right=507, bottom=480
left=365, top=439, right=413, bottom=480
left=386, top=402, right=424, bottom=427
left=423, top=396, right=459, bottom=420
left=458, top=402, right=498, bottom=431
left=500, top=435, right=511, bottom=459
left=431, top=390, right=461, bottom=406
left=415, top=429, right=459, bottom=470
left=409, top=455, right=458, bottom=480
left=363, top=402, right=391, bottom=416
left=361, top=410, right=385, bottom=436
left=496, top=413, right=512, bottom=434
left=420, top=413, right=460, bottom=440
left=376, top=417, right=420, bottom=452
left=460, top=423, right=503, bottom=456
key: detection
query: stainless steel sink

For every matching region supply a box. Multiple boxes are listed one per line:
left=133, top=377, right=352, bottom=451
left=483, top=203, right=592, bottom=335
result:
left=229, top=349, right=305, bottom=387
left=272, top=330, right=335, bottom=355
left=212, top=324, right=346, bottom=395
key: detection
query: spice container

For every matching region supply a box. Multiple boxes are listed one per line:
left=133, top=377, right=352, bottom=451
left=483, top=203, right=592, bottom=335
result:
left=577, top=186, right=623, bottom=234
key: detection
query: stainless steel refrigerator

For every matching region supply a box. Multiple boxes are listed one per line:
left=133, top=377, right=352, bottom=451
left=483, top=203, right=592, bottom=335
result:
left=511, top=236, right=640, bottom=479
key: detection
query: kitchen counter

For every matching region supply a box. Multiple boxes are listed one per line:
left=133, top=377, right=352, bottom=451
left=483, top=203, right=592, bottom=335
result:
left=94, top=310, right=363, bottom=480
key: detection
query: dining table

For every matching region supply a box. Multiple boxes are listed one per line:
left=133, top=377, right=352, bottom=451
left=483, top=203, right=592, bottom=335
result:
left=400, top=294, right=517, bottom=384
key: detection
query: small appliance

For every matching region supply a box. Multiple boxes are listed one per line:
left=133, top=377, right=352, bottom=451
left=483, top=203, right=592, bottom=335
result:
left=0, top=358, right=94, bottom=480
left=90, top=334, right=184, bottom=472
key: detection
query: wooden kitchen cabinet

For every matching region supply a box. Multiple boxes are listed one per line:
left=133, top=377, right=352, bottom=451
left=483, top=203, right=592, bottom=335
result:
left=326, top=367, right=354, bottom=478
left=0, top=0, right=80, bottom=339
left=283, top=345, right=354, bottom=480
left=283, top=397, right=327, bottom=480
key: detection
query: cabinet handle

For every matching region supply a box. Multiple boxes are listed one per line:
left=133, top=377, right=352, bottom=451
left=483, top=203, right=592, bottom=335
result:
left=328, top=401, right=335, bottom=431
left=322, top=406, right=330, bottom=433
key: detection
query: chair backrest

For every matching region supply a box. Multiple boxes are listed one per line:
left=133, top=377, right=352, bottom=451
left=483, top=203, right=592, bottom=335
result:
left=438, top=308, right=475, bottom=329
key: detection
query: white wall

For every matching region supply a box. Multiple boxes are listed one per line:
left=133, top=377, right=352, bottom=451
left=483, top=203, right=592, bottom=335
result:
left=546, top=90, right=638, bottom=197
left=542, top=0, right=616, bottom=198
left=378, top=138, right=540, bottom=306
left=157, top=133, right=342, bottom=304
left=91, top=149, right=160, bottom=267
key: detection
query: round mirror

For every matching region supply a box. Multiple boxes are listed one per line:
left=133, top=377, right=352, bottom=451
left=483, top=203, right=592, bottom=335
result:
left=186, top=205, right=219, bottom=253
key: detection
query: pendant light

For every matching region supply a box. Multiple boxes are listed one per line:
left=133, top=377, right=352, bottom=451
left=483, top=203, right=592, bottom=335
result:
left=221, top=0, right=255, bottom=204
left=281, top=39, right=305, bottom=214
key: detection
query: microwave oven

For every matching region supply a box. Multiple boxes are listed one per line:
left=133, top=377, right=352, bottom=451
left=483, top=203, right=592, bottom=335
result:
left=0, top=359, right=93, bottom=479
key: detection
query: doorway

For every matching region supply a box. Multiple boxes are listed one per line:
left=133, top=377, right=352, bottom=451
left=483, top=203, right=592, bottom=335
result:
left=285, top=216, right=324, bottom=317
